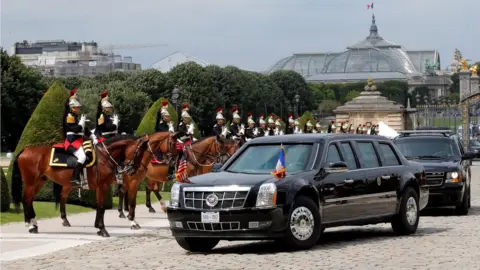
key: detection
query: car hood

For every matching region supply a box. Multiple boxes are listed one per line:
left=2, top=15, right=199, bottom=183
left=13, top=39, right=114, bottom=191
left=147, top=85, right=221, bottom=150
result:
left=408, top=159, right=459, bottom=171
left=188, top=171, right=277, bottom=186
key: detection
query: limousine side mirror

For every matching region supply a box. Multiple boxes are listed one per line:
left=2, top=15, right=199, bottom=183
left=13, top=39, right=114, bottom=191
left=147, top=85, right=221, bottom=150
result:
left=462, top=151, right=476, bottom=161
left=211, top=163, right=223, bottom=172
left=325, top=161, right=349, bottom=173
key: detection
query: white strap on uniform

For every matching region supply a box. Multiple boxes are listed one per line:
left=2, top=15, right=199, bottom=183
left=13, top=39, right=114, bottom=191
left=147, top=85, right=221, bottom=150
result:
left=66, top=132, right=84, bottom=136
left=102, top=131, right=116, bottom=135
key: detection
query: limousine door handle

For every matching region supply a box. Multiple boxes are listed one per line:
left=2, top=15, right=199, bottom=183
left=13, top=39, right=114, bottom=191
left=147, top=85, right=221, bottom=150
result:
left=381, top=175, right=391, bottom=180
left=344, top=179, right=354, bottom=184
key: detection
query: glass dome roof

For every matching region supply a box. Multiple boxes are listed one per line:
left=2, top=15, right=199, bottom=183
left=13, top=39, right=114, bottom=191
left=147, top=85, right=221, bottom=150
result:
left=321, top=15, right=417, bottom=75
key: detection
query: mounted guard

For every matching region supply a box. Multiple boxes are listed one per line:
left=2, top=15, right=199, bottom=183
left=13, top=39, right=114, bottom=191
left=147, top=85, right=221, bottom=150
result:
left=230, top=107, right=243, bottom=140
left=286, top=114, right=294, bottom=134
left=356, top=124, right=362, bottom=134
left=274, top=116, right=284, bottom=135
left=304, top=119, right=314, bottom=133
left=152, top=100, right=175, bottom=165
left=257, top=114, right=266, bottom=137
left=245, top=112, right=256, bottom=141
left=95, top=91, right=119, bottom=142
left=213, top=107, right=228, bottom=138
left=178, top=103, right=195, bottom=145
left=64, top=98, right=98, bottom=187
left=313, top=121, right=322, bottom=133
left=294, top=118, right=302, bottom=134
left=327, top=120, right=336, bottom=133
left=266, top=114, right=275, bottom=136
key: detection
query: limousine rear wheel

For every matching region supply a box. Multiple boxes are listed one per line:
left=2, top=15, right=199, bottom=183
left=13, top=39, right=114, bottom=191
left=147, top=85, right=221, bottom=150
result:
left=282, top=196, right=321, bottom=250
left=175, top=237, right=220, bottom=252
left=391, top=187, right=419, bottom=235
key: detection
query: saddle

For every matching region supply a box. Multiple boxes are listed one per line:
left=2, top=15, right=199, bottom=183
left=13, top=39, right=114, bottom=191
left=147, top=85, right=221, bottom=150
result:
left=50, top=140, right=96, bottom=168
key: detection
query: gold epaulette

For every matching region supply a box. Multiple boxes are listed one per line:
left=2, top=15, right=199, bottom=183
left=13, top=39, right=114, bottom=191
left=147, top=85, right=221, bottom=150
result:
left=66, top=113, right=75, bottom=124
left=98, top=114, right=104, bottom=125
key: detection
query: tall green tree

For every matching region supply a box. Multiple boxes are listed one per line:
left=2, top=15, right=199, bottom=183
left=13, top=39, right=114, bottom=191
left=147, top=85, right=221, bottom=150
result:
left=1, top=49, right=47, bottom=151
left=269, top=70, right=313, bottom=116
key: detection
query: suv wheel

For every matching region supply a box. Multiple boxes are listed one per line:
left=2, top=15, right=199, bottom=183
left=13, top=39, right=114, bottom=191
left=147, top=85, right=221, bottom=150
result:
left=282, top=196, right=321, bottom=250
left=175, top=237, right=219, bottom=252
left=391, top=187, right=419, bottom=235
left=455, top=187, right=469, bottom=215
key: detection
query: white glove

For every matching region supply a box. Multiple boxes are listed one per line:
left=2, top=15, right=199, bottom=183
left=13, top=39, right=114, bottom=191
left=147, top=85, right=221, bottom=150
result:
left=79, top=114, right=86, bottom=128
left=113, top=114, right=119, bottom=126
left=187, top=123, right=195, bottom=134
left=90, top=134, right=98, bottom=145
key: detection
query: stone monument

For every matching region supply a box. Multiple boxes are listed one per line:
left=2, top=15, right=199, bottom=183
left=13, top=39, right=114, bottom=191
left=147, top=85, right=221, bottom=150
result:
left=333, top=78, right=413, bottom=130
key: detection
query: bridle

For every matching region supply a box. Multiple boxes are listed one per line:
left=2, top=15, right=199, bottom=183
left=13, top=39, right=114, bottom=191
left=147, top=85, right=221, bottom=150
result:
left=97, top=137, right=149, bottom=175
left=141, top=134, right=176, bottom=169
left=186, top=137, right=236, bottom=167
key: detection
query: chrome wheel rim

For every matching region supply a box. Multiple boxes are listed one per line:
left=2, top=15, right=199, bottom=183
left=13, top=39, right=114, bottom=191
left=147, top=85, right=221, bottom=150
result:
left=290, top=206, right=314, bottom=241
left=406, top=197, right=417, bottom=226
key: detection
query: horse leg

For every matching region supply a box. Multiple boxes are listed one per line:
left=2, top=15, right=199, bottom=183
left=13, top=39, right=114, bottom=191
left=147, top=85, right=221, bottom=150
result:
left=127, top=184, right=141, bottom=230
left=117, top=184, right=126, bottom=218
left=145, top=186, right=156, bottom=213
left=95, top=184, right=110, bottom=237
left=60, top=186, right=72, bottom=227
left=152, top=183, right=167, bottom=213
left=24, top=181, right=45, bottom=233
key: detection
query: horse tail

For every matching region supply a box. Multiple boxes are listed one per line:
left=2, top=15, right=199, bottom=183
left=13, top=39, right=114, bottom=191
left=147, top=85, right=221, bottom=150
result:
left=11, top=149, right=25, bottom=210
left=53, top=183, right=62, bottom=209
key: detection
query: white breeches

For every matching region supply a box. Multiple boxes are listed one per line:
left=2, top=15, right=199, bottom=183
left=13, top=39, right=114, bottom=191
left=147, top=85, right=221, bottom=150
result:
left=74, top=147, right=86, bottom=164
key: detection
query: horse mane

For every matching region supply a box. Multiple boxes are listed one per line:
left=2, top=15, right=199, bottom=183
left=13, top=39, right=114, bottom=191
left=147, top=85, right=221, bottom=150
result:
left=104, top=134, right=138, bottom=145
left=192, top=136, right=218, bottom=145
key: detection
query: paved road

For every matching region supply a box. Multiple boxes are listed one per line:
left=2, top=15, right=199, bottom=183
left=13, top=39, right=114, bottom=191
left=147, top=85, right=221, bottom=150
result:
left=2, top=162, right=480, bottom=270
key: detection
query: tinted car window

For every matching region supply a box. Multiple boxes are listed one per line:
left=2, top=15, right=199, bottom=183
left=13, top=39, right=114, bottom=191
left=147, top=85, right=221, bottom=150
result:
left=227, top=143, right=312, bottom=174
left=357, top=142, right=380, bottom=168
left=326, top=144, right=342, bottom=164
left=341, top=142, right=358, bottom=169
left=394, top=137, right=461, bottom=160
left=379, top=143, right=400, bottom=166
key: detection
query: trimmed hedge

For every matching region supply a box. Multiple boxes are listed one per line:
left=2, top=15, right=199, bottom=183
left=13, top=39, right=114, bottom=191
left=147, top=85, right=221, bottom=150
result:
left=7, top=81, right=112, bottom=209
left=136, top=97, right=178, bottom=136
left=1, top=169, right=10, bottom=212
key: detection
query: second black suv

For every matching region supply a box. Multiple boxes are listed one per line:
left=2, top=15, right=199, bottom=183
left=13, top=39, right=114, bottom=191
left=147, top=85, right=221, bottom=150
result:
left=393, top=130, right=476, bottom=215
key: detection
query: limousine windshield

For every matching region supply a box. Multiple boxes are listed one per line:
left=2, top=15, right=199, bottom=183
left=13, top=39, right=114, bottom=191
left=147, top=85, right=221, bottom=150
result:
left=226, top=143, right=313, bottom=174
left=394, top=137, right=461, bottom=160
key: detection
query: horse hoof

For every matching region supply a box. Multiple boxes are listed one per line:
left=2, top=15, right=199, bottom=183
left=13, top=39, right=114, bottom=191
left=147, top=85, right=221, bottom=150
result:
left=148, top=207, right=156, bottom=213
left=29, top=225, right=38, bottom=234
left=135, top=224, right=141, bottom=229
left=161, top=206, right=167, bottom=213
left=62, top=219, right=71, bottom=227
left=130, top=225, right=139, bottom=230
left=97, top=230, right=102, bottom=236
left=118, top=212, right=126, bottom=218
left=101, top=230, right=110, bottom=237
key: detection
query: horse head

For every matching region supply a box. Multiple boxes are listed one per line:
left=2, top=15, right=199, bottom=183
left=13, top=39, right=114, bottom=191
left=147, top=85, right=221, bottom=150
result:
left=148, top=131, right=178, bottom=163
left=215, top=137, right=241, bottom=163
left=102, top=135, right=149, bottom=176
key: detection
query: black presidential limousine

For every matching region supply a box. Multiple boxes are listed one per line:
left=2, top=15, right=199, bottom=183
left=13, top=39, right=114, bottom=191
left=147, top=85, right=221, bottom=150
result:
left=167, top=134, right=429, bottom=251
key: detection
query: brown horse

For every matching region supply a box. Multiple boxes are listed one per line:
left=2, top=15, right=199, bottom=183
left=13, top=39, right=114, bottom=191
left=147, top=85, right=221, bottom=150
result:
left=114, top=132, right=178, bottom=229
left=122, top=137, right=240, bottom=214
left=10, top=134, right=149, bottom=237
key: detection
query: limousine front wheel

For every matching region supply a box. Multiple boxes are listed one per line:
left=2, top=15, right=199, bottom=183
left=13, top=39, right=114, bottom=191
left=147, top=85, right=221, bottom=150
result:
left=391, top=187, right=419, bottom=235
left=282, top=196, right=321, bottom=250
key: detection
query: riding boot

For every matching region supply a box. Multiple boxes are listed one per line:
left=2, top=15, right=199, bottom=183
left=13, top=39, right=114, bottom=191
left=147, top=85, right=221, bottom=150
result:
left=71, top=163, right=83, bottom=187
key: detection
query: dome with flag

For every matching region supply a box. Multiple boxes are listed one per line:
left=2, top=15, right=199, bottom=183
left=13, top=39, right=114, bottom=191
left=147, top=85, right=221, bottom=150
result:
left=266, top=14, right=438, bottom=83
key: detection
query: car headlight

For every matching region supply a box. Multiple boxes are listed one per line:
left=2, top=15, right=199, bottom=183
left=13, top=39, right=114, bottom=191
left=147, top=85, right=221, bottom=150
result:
left=446, top=171, right=461, bottom=183
left=170, top=183, right=180, bottom=208
left=256, top=183, right=277, bottom=208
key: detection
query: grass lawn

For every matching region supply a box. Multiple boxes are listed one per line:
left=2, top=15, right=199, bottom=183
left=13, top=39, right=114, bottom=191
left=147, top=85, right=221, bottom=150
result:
left=0, top=191, right=171, bottom=225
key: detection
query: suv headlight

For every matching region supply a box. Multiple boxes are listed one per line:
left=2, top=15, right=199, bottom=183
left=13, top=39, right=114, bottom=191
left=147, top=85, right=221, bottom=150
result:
left=256, top=183, right=277, bottom=208
left=170, top=183, right=181, bottom=208
left=446, top=171, right=461, bottom=183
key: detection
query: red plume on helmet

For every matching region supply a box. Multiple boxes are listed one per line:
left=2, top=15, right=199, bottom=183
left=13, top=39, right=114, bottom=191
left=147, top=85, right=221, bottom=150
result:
left=288, top=114, right=292, bottom=118
left=69, top=88, right=77, bottom=97
left=216, top=107, right=223, bottom=113
left=248, top=112, right=252, bottom=117
left=100, top=88, right=108, bottom=99
left=330, top=120, right=335, bottom=124
left=259, top=114, right=264, bottom=118
left=182, top=103, right=189, bottom=109
left=161, top=100, right=168, bottom=106
left=232, top=107, right=238, bottom=113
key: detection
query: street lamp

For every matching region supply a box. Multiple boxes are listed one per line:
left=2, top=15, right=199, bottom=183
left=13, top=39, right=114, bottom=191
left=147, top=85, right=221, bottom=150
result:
left=294, top=94, right=300, bottom=118
left=415, top=93, right=421, bottom=128
left=172, top=87, right=180, bottom=129
left=423, top=95, right=429, bottom=126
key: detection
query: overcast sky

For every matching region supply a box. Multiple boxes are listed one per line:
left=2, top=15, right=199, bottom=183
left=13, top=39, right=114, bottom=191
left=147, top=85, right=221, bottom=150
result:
left=1, top=0, right=478, bottom=71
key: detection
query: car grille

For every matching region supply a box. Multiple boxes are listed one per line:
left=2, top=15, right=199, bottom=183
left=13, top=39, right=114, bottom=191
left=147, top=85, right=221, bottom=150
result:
left=183, top=186, right=251, bottom=210
left=187, top=221, right=241, bottom=231
left=426, top=172, right=445, bottom=186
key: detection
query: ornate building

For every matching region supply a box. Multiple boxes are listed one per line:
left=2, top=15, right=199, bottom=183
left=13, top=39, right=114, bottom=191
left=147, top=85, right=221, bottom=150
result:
left=267, top=15, right=452, bottom=97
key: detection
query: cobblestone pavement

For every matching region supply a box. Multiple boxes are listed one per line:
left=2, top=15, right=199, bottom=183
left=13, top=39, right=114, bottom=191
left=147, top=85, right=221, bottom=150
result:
left=3, top=163, right=480, bottom=270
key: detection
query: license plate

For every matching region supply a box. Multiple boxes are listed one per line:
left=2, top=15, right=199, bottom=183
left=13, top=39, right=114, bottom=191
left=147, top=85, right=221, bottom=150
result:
left=201, top=212, right=220, bottom=223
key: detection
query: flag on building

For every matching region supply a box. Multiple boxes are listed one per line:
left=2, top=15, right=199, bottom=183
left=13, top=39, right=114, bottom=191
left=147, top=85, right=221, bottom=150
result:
left=367, top=3, right=374, bottom=9
left=271, top=144, right=286, bottom=179
left=176, top=154, right=190, bottom=183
